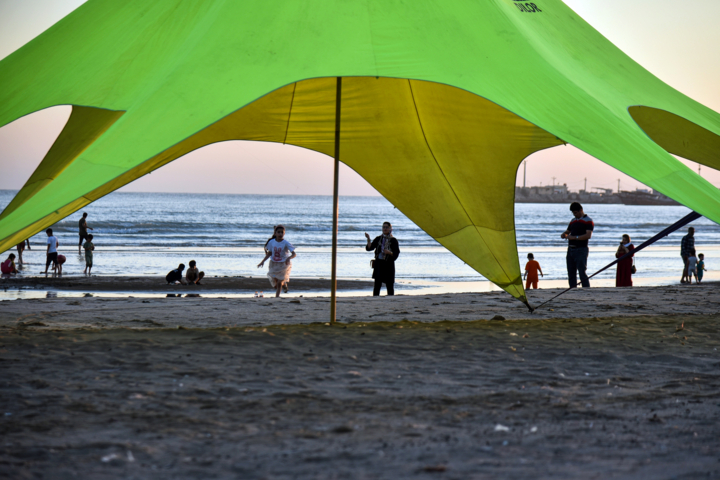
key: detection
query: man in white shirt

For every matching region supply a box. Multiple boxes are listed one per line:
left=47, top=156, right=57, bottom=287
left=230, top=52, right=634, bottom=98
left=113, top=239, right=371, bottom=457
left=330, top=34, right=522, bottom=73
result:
left=44, top=228, right=60, bottom=274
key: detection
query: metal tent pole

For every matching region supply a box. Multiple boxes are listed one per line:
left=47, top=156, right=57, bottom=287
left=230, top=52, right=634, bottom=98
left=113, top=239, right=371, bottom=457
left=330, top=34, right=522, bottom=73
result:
left=330, top=77, right=342, bottom=324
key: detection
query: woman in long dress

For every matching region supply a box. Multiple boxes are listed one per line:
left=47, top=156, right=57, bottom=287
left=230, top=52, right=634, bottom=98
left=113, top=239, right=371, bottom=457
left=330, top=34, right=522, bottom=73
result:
left=615, top=234, right=634, bottom=287
left=258, top=225, right=296, bottom=297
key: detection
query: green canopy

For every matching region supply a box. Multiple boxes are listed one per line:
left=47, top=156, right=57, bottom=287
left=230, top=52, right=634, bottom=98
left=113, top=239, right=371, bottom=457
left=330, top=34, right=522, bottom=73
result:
left=1, top=0, right=719, bottom=305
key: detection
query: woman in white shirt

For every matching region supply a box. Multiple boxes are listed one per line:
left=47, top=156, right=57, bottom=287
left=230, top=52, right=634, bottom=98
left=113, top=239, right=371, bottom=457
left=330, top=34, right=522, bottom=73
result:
left=258, top=225, right=296, bottom=297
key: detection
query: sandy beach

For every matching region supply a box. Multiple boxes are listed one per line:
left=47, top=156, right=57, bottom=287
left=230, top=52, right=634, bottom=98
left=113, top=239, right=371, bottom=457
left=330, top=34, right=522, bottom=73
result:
left=1, top=283, right=719, bottom=479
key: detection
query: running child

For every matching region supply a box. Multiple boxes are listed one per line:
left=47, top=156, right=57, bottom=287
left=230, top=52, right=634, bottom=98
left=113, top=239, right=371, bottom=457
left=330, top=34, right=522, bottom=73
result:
left=523, top=253, right=543, bottom=289
left=258, top=225, right=296, bottom=297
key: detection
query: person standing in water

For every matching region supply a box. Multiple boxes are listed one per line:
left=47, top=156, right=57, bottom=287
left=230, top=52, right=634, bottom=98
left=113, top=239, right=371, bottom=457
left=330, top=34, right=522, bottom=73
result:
left=44, top=228, right=60, bottom=274
left=78, top=212, right=93, bottom=254
left=16, top=239, right=30, bottom=265
left=258, top=225, right=296, bottom=297
left=560, top=202, right=594, bottom=288
left=365, top=221, right=400, bottom=296
left=83, top=234, right=95, bottom=275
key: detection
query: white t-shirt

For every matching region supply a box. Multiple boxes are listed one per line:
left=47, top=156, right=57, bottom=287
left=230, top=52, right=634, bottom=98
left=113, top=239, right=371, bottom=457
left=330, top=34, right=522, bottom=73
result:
left=47, top=236, right=58, bottom=253
left=267, top=239, right=295, bottom=263
left=687, top=256, right=697, bottom=274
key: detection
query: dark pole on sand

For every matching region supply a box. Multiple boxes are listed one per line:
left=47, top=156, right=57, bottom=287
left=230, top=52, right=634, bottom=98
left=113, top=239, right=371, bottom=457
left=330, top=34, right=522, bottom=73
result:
left=330, top=77, right=342, bottom=324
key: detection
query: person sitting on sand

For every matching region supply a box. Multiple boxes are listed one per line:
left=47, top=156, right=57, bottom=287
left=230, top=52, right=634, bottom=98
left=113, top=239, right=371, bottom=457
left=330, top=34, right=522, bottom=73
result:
left=258, top=225, right=296, bottom=297
left=16, top=239, right=30, bottom=265
left=697, top=253, right=706, bottom=283
left=83, top=234, right=95, bottom=275
left=186, top=260, right=204, bottom=285
left=615, top=234, right=634, bottom=288
left=523, top=253, right=543, bottom=289
left=166, top=263, right=186, bottom=284
left=1, top=253, right=18, bottom=275
left=686, top=249, right=698, bottom=285
left=44, top=228, right=59, bottom=274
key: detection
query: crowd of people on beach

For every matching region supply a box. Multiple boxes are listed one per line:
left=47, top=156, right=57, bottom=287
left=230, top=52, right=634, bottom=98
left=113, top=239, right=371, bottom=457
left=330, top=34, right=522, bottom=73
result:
left=1, top=205, right=710, bottom=295
left=523, top=202, right=707, bottom=290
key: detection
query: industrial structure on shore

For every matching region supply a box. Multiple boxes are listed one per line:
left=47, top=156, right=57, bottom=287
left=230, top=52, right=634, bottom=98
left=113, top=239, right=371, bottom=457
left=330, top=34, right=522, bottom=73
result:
left=515, top=184, right=680, bottom=205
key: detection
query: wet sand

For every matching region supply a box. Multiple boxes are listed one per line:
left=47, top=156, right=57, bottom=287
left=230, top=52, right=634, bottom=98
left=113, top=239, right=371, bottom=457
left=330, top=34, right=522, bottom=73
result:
left=1, top=284, right=719, bottom=479
left=0, top=275, right=372, bottom=292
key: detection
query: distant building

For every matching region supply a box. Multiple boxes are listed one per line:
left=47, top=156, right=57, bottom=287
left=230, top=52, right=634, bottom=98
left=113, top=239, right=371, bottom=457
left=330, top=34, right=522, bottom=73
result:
left=516, top=184, right=620, bottom=204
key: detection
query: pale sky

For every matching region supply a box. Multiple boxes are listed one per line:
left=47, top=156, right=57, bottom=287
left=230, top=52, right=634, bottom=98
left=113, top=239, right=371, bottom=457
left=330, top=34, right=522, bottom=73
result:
left=0, top=0, right=719, bottom=195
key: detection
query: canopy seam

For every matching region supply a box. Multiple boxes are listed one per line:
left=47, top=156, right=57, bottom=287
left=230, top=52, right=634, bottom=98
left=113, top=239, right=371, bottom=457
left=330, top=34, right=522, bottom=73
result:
left=282, top=82, right=297, bottom=145
left=406, top=79, right=517, bottom=286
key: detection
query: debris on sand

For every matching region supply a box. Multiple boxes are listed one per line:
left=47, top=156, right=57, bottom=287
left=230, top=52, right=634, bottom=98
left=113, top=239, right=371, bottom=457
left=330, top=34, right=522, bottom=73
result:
left=649, top=414, right=664, bottom=423
left=332, top=425, right=353, bottom=434
left=423, top=465, right=447, bottom=472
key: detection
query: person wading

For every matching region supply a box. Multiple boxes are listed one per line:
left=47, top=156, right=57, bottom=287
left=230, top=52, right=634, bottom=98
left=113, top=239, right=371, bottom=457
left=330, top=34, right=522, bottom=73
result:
left=560, top=202, right=594, bottom=288
left=365, top=222, right=400, bottom=296
left=16, top=239, right=30, bottom=265
left=78, top=212, right=93, bottom=254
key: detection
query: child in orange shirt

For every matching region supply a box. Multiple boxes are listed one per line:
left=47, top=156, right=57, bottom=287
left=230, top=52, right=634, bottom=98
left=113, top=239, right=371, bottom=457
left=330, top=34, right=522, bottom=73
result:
left=523, top=253, right=543, bottom=289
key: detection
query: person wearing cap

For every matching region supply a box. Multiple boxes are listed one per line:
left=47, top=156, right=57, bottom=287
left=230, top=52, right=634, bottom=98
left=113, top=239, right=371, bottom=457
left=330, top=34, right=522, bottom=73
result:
left=560, top=202, right=594, bottom=288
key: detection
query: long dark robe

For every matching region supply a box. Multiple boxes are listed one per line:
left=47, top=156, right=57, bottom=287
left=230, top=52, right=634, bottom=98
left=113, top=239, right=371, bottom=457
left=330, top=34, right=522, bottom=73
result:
left=615, top=243, right=634, bottom=287
left=366, top=235, right=400, bottom=283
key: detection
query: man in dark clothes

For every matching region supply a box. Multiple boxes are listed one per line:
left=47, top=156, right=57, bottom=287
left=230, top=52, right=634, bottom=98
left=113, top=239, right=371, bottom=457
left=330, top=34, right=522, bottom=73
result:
left=78, top=212, right=93, bottom=254
left=680, top=227, right=695, bottom=284
left=365, top=222, right=400, bottom=296
left=560, top=202, right=594, bottom=288
left=166, top=263, right=186, bottom=284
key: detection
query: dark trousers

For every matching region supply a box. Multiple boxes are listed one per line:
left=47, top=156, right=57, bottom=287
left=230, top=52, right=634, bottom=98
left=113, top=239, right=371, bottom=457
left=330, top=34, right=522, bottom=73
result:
left=567, top=247, right=590, bottom=288
left=46, top=252, right=58, bottom=268
left=373, top=278, right=394, bottom=296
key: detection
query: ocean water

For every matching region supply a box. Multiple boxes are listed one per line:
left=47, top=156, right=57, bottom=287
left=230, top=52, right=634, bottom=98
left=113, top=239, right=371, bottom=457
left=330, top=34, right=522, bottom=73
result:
left=2, top=191, right=719, bottom=291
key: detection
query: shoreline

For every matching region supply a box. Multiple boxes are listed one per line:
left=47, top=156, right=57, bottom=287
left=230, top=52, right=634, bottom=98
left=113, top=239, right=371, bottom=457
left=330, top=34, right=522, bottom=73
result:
left=3, top=283, right=719, bottom=329
left=0, top=275, right=373, bottom=293
left=2, top=273, right=717, bottom=298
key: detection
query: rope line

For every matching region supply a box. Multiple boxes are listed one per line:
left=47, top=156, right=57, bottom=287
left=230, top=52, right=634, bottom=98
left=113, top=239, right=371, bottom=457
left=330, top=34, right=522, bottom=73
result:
left=533, top=211, right=701, bottom=311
